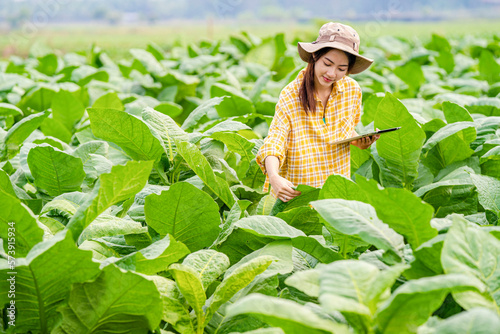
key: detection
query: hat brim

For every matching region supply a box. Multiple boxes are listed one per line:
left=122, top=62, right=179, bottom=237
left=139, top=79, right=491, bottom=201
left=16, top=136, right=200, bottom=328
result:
left=298, top=42, right=374, bottom=75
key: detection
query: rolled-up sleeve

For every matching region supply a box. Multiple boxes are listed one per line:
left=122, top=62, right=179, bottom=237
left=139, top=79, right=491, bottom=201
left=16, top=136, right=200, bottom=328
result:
left=256, top=103, right=290, bottom=174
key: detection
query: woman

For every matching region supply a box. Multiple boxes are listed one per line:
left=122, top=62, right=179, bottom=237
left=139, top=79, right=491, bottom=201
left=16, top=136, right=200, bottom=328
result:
left=256, top=22, right=378, bottom=202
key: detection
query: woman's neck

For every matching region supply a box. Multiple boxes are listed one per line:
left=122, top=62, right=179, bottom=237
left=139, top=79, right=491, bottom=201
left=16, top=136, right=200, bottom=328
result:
left=315, top=84, right=334, bottom=99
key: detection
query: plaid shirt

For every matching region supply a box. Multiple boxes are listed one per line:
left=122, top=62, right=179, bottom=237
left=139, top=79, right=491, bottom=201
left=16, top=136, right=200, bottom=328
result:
left=256, top=69, right=362, bottom=195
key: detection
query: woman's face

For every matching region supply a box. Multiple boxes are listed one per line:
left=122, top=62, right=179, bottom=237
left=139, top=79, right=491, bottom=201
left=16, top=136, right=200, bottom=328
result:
left=313, top=49, right=349, bottom=91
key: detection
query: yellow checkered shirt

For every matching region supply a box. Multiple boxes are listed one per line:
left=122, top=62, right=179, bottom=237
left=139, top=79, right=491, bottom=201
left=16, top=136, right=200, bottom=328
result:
left=256, top=69, right=362, bottom=195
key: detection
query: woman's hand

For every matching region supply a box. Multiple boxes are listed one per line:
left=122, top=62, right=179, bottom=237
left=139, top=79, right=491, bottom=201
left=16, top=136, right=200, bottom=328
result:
left=269, top=174, right=301, bottom=202
left=351, top=129, right=380, bottom=150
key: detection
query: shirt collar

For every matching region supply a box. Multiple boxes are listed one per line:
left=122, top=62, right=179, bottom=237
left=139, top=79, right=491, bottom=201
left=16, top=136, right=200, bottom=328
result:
left=335, top=76, right=346, bottom=94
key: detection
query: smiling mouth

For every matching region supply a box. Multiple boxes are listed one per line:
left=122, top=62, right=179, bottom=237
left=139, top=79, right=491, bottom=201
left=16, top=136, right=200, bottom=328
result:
left=323, top=76, right=333, bottom=82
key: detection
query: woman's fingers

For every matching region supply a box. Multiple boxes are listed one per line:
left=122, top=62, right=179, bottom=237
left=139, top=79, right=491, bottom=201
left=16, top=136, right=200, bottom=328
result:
left=287, top=184, right=301, bottom=195
left=270, top=175, right=301, bottom=202
left=278, top=186, right=301, bottom=202
left=280, top=191, right=299, bottom=201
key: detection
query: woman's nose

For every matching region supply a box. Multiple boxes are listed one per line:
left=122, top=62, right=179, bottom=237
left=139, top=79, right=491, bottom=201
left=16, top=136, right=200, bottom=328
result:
left=327, top=68, right=336, bottom=79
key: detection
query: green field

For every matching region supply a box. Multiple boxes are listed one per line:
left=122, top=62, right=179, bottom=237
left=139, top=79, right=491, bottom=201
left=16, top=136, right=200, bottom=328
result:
left=1, top=17, right=500, bottom=334
left=1, top=19, right=500, bottom=59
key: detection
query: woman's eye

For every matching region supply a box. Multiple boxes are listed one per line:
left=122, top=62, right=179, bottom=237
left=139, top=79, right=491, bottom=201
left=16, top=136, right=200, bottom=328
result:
left=323, top=62, right=330, bottom=66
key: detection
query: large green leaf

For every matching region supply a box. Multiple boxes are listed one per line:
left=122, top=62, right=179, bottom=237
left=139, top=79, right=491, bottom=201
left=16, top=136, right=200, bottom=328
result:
left=0, top=169, right=43, bottom=257
left=404, top=234, right=445, bottom=279
left=36, top=53, right=58, bottom=75
left=130, top=48, right=166, bottom=76
left=249, top=71, right=273, bottom=103
left=374, top=93, right=425, bottom=189
left=479, top=50, right=500, bottom=85
left=88, top=107, right=164, bottom=161
left=203, top=120, right=251, bottom=137
left=276, top=206, right=322, bottom=235
left=205, top=256, right=275, bottom=326
left=211, top=132, right=256, bottom=165
left=414, top=167, right=477, bottom=217
left=227, top=294, right=350, bottom=334
left=319, top=260, right=408, bottom=332
left=270, top=33, right=296, bottom=80
left=176, top=141, right=236, bottom=208
left=435, top=50, right=455, bottom=74
left=72, top=141, right=113, bottom=183
left=2, top=111, right=49, bottom=158
left=210, top=83, right=255, bottom=117
left=361, top=93, right=384, bottom=126
left=421, top=122, right=477, bottom=173
left=66, top=160, right=153, bottom=241
left=54, top=264, right=163, bottom=333
left=284, top=269, right=320, bottom=298
left=145, top=181, right=221, bottom=252
left=28, top=145, right=85, bottom=196
left=0, top=231, right=101, bottom=334
left=426, top=34, right=451, bottom=53
left=356, top=177, right=437, bottom=250
left=320, top=260, right=407, bottom=311
left=375, top=274, right=486, bottom=334
left=351, top=145, right=372, bottom=174
left=169, top=263, right=207, bottom=331
left=181, top=97, right=224, bottom=131
left=470, top=174, right=500, bottom=217
left=270, top=185, right=320, bottom=216
left=79, top=214, right=146, bottom=242
left=51, top=89, right=85, bottom=131
left=159, top=70, right=199, bottom=102
left=204, top=241, right=290, bottom=334
left=155, top=101, right=183, bottom=118
left=225, top=240, right=293, bottom=279
left=442, top=102, right=473, bottom=123
left=394, top=61, right=425, bottom=91
left=151, top=276, right=195, bottom=334
left=480, top=148, right=500, bottom=179
left=311, top=199, right=404, bottom=262
left=0, top=103, right=23, bottom=116
left=466, top=98, right=500, bottom=117
left=421, top=308, right=500, bottom=334
left=113, top=234, right=190, bottom=275
left=142, top=106, right=188, bottom=161
left=314, top=177, right=370, bottom=255
left=217, top=216, right=342, bottom=264
left=182, top=249, right=230, bottom=291
left=319, top=174, right=367, bottom=201
left=441, top=215, right=500, bottom=313
left=17, top=85, right=56, bottom=114
left=41, top=117, right=72, bottom=143
left=92, top=92, right=125, bottom=111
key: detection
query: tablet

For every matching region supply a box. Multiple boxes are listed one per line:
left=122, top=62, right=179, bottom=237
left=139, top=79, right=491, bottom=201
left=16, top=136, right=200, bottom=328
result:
left=332, top=127, right=401, bottom=145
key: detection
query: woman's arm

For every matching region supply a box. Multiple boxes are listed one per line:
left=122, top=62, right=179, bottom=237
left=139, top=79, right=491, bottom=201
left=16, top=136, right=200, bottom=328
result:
left=265, top=156, right=301, bottom=202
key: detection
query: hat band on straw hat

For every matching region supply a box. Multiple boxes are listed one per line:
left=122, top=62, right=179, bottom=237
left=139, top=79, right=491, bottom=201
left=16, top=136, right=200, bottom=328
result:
left=313, top=34, right=359, bottom=52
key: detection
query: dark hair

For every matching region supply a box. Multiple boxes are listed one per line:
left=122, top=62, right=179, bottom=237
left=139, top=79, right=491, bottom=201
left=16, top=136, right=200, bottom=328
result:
left=299, top=48, right=356, bottom=114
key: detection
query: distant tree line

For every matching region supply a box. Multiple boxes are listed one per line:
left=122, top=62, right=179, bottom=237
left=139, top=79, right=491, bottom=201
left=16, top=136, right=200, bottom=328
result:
left=0, top=0, right=497, bottom=29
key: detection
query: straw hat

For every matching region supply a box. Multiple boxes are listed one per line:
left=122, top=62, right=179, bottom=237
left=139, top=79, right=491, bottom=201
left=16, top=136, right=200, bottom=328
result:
left=298, top=22, right=373, bottom=74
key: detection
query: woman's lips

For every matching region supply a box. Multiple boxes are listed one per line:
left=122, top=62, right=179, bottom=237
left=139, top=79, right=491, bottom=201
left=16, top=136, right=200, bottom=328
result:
left=323, top=76, right=333, bottom=83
